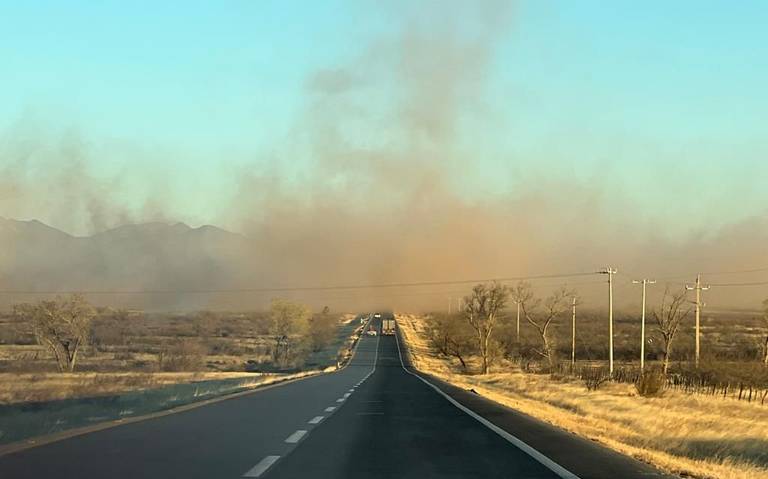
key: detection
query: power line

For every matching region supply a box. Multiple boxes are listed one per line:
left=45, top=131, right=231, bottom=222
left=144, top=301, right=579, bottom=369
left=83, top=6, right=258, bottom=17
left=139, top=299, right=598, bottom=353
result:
left=0, top=271, right=598, bottom=295
left=620, top=266, right=768, bottom=282
left=708, top=280, right=768, bottom=287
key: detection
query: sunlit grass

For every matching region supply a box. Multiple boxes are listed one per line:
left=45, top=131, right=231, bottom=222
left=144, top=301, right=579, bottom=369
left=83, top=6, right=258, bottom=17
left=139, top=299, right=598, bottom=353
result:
left=397, top=314, right=768, bottom=479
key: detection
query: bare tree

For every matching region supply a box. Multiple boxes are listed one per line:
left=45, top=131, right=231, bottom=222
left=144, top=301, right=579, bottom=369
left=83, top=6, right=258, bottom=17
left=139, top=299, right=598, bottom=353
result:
left=14, top=294, right=96, bottom=372
left=425, top=313, right=475, bottom=371
left=269, top=299, right=311, bottom=367
left=762, top=298, right=768, bottom=367
left=463, top=282, right=509, bottom=374
left=513, top=282, right=573, bottom=368
left=652, top=287, right=691, bottom=374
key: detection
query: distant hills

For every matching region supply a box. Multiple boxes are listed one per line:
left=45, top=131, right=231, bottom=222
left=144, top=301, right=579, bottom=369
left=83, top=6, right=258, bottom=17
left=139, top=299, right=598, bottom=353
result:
left=0, top=218, right=260, bottom=309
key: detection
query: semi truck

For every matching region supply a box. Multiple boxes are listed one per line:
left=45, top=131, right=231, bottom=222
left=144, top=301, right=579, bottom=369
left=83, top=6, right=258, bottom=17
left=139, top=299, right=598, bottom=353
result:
left=381, top=318, right=396, bottom=335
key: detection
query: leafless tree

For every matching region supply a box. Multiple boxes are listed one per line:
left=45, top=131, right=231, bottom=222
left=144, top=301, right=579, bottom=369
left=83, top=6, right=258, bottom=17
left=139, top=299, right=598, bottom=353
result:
left=269, top=299, right=311, bottom=366
left=425, top=313, right=475, bottom=371
left=463, top=282, right=509, bottom=374
left=513, top=282, right=573, bottom=368
left=14, top=294, right=96, bottom=372
left=652, top=287, right=691, bottom=374
left=762, top=298, right=768, bottom=367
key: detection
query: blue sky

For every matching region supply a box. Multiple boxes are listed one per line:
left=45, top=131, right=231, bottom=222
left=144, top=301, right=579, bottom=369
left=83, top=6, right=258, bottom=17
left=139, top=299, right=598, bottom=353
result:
left=1, top=1, right=767, bottom=235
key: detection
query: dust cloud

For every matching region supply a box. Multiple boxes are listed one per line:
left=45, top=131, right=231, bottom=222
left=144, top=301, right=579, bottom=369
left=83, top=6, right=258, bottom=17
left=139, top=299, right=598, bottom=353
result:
left=1, top=1, right=766, bottom=311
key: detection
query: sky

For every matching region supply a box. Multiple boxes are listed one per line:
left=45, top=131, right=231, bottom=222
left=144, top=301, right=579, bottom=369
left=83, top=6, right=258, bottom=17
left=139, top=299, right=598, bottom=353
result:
left=2, top=0, right=767, bottom=233
left=1, top=1, right=767, bottom=308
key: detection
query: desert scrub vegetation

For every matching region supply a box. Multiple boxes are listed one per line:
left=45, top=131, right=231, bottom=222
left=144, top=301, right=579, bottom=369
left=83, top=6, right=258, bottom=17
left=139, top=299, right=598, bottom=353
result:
left=398, top=313, right=768, bottom=479
left=0, top=296, right=359, bottom=403
left=0, top=371, right=258, bottom=404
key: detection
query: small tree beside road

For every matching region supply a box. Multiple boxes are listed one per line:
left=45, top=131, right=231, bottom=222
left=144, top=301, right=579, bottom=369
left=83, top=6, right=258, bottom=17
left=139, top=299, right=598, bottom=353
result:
left=653, top=287, right=691, bottom=374
left=425, top=313, right=475, bottom=371
left=269, top=299, right=311, bottom=367
left=14, top=294, right=96, bottom=372
left=762, top=298, right=768, bottom=366
left=463, top=282, right=509, bottom=374
left=513, top=282, right=573, bottom=369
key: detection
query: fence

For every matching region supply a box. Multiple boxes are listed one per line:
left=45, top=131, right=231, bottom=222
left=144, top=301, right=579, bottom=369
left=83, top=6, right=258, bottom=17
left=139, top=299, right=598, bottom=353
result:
left=521, top=359, right=768, bottom=405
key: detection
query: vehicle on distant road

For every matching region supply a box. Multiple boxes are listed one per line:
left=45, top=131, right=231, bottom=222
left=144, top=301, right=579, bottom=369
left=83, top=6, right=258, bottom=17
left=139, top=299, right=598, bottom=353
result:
left=381, top=318, right=396, bottom=335
left=366, top=329, right=377, bottom=336
left=374, top=313, right=382, bottom=318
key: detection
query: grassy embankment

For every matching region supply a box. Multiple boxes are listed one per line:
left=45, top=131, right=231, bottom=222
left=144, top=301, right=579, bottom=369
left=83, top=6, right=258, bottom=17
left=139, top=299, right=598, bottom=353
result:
left=396, top=314, right=768, bottom=479
left=0, top=313, right=361, bottom=405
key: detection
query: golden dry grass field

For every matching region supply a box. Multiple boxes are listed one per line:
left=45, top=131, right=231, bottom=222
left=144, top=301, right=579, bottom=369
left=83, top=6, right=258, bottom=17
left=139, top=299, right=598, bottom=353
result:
left=396, top=314, right=768, bottom=479
left=0, top=311, right=359, bottom=405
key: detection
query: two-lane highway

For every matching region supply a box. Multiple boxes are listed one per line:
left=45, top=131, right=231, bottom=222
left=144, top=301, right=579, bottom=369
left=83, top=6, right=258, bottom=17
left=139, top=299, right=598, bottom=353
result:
left=0, top=317, right=671, bottom=478
left=0, top=324, right=380, bottom=479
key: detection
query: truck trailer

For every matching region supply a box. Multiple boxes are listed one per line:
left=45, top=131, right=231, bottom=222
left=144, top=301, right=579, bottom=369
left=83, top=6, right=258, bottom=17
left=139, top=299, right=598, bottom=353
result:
left=381, top=318, right=396, bottom=335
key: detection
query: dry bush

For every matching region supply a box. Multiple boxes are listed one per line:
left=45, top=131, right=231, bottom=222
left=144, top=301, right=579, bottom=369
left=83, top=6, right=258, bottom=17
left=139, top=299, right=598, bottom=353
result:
left=158, top=340, right=206, bottom=372
left=583, top=367, right=609, bottom=391
left=635, top=369, right=666, bottom=397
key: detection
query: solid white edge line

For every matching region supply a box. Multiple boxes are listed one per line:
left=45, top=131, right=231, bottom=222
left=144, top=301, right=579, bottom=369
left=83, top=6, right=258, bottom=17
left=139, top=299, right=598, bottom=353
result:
left=308, top=416, right=324, bottom=424
left=243, top=455, right=281, bottom=478
left=284, top=430, right=308, bottom=444
left=393, top=320, right=581, bottom=479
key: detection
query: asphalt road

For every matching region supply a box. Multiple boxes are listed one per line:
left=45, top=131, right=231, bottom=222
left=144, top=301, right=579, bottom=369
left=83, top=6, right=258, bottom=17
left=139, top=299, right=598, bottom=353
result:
left=0, top=317, right=673, bottom=479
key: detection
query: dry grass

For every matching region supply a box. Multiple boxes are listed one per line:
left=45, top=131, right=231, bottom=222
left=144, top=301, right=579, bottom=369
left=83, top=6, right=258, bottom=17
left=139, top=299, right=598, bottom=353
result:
left=0, top=371, right=264, bottom=404
left=397, top=314, right=768, bottom=479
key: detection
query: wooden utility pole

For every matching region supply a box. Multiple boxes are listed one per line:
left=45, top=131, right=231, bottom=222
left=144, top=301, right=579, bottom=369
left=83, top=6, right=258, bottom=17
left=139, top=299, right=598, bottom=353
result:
left=515, top=300, right=521, bottom=343
left=686, top=274, right=710, bottom=368
left=571, top=296, right=577, bottom=368
left=600, top=267, right=618, bottom=375
left=632, top=279, right=655, bottom=371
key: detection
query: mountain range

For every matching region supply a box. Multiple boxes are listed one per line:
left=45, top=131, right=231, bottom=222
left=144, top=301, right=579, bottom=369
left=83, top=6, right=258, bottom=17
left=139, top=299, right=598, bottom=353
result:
left=0, top=218, right=260, bottom=309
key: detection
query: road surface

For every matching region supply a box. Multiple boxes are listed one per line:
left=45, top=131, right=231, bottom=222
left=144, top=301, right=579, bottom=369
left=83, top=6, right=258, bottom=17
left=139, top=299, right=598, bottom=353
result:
left=0, top=318, right=671, bottom=478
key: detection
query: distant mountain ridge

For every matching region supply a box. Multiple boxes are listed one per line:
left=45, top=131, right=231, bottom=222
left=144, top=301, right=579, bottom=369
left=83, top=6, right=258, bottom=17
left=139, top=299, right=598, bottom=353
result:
left=0, top=218, right=257, bottom=307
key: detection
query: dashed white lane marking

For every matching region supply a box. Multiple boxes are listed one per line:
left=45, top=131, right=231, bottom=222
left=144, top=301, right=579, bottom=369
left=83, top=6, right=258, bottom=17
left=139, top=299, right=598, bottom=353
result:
left=284, top=430, right=308, bottom=444
left=308, top=416, right=324, bottom=424
left=343, top=392, right=351, bottom=398
left=243, top=455, right=280, bottom=478
left=324, top=406, right=336, bottom=412
left=336, top=398, right=345, bottom=403
left=348, top=389, right=355, bottom=392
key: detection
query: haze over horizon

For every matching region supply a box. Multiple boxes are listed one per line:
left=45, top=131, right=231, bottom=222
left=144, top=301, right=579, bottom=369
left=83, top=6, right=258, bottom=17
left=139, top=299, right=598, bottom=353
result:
left=1, top=1, right=767, bottom=310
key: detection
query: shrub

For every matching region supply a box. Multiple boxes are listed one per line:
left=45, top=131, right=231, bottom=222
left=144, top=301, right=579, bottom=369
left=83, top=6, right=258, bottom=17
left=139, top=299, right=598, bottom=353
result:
left=158, top=340, right=206, bottom=371
left=635, top=369, right=666, bottom=397
left=583, top=367, right=610, bottom=391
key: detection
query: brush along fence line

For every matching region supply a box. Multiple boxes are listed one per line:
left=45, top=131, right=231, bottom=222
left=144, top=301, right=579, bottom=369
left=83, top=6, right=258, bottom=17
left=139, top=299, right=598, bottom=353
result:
left=525, top=360, right=768, bottom=405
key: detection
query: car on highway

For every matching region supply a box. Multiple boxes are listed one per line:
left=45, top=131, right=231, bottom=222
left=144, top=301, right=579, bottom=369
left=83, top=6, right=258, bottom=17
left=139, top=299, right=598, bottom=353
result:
left=374, top=313, right=381, bottom=318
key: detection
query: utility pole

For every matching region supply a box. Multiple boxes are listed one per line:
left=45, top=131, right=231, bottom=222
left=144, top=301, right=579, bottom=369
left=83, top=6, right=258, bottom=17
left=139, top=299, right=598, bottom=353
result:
left=515, top=300, right=521, bottom=343
left=600, top=267, right=618, bottom=375
left=632, top=279, right=656, bottom=371
left=571, top=296, right=577, bottom=369
left=448, top=297, right=452, bottom=315
left=686, top=274, right=710, bottom=368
